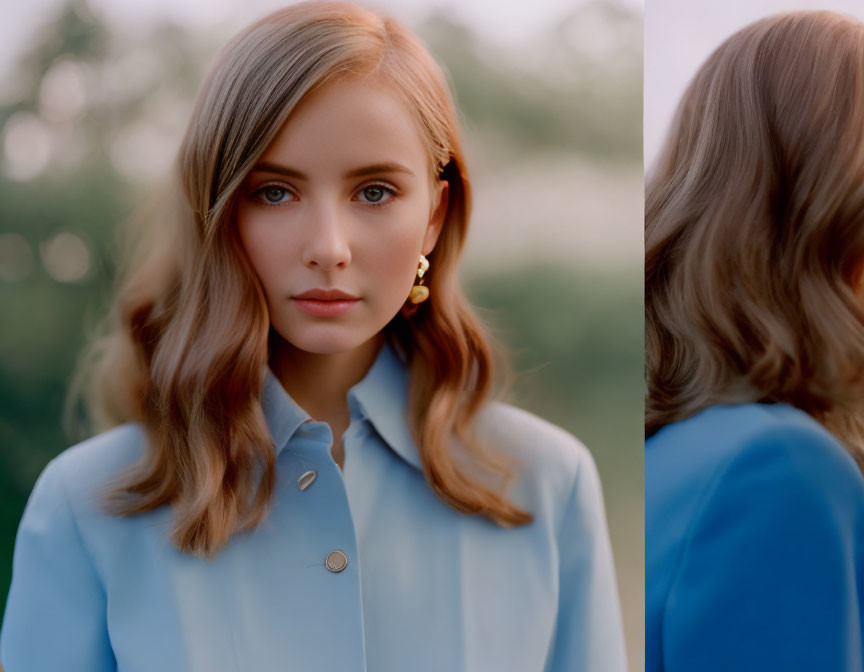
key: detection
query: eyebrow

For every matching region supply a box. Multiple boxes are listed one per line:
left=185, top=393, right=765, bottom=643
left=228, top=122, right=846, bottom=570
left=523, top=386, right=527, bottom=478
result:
left=250, top=161, right=416, bottom=180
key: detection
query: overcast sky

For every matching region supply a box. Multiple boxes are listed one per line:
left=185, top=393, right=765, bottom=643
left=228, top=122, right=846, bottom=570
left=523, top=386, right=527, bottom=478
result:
left=646, top=0, right=864, bottom=169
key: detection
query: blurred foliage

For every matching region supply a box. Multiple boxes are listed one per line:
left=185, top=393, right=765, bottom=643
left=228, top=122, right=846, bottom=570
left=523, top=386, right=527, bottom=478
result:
left=0, top=0, right=643, bottom=666
left=421, top=1, right=642, bottom=160
left=2, top=0, right=642, bottom=165
left=470, top=265, right=642, bottom=475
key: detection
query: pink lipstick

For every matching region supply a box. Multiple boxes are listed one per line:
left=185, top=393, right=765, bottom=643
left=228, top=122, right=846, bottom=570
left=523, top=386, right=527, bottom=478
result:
left=292, top=288, right=360, bottom=317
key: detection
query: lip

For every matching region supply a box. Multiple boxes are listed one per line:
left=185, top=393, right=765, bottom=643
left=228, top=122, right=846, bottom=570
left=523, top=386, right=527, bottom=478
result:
left=291, top=288, right=360, bottom=317
left=294, top=288, right=359, bottom=301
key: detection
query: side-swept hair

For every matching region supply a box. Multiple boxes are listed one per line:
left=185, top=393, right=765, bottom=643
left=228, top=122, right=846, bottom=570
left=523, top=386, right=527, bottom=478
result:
left=71, top=0, right=532, bottom=558
left=646, top=10, right=864, bottom=464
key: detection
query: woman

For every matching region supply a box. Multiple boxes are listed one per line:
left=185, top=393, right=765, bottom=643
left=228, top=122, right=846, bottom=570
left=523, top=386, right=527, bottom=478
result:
left=646, top=10, right=864, bottom=672
left=0, top=2, right=626, bottom=671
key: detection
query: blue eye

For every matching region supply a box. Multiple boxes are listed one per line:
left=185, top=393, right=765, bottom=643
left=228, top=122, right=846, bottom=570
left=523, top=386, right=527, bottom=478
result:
left=251, top=183, right=397, bottom=208
left=357, top=184, right=397, bottom=206
left=258, top=186, right=293, bottom=205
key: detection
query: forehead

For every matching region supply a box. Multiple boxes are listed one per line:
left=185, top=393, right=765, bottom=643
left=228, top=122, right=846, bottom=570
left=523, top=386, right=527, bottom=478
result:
left=258, top=74, right=431, bottom=176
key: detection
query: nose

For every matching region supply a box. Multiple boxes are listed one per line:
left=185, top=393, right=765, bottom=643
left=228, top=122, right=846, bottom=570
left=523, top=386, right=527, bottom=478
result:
left=301, top=202, right=351, bottom=271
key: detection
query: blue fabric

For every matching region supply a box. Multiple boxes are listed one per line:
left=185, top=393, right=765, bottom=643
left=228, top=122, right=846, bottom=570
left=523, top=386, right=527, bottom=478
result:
left=0, top=340, right=626, bottom=671
left=646, top=402, right=864, bottom=672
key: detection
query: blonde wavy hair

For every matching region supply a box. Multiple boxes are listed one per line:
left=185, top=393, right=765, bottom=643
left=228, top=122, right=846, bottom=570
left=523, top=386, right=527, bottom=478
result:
left=646, top=10, right=864, bottom=464
left=70, top=0, right=532, bottom=558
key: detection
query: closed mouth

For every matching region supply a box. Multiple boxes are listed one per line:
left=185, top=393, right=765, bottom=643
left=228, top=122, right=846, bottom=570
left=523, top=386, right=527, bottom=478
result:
left=293, top=288, right=359, bottom=301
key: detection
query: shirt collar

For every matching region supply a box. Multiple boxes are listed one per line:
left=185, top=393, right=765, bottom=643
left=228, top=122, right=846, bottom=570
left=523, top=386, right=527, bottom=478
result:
left=260, top=339, right=423, bottom=472
left=260, top=365, right=312, bottom=457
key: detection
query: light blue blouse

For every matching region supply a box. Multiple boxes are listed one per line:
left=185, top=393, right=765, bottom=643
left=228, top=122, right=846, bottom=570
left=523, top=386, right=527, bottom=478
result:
left=1, top=340, right=626, bottom=671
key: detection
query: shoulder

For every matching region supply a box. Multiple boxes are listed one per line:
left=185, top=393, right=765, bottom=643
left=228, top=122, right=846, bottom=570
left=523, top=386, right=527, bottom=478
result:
left=666, top=404, right=864, bottom=548
left=649, top=402, right=862, bottom=499
left=10, top=423, right=150, bottom=580
left=475, top=400, right=589, bottom=478
left=652, top=401, right=832, bottom=449
left=712, top=408, right=864, bottom=524
left=470, top=401, right=603, bottom=526
left=646, top=402, right=864, bottom=601
left=32, top=422, right=149, bottom=515
left=656, top=408, right=864, bottom=668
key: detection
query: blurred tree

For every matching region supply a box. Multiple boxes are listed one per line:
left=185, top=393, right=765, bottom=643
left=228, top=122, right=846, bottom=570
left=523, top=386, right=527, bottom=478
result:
left=418, top=1, right=642, bottom=159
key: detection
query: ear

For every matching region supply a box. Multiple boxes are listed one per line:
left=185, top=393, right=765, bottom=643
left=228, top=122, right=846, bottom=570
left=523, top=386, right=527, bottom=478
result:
left=421, top=179, right=449, bottom=255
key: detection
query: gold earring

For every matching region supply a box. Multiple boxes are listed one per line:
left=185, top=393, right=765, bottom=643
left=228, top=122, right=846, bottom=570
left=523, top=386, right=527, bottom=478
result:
left=408, top=254, right=430, bottom=304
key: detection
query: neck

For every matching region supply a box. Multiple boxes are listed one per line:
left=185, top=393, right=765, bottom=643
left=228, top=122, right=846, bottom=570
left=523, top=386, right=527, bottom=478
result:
left=269, top=331, right=385, bottom=432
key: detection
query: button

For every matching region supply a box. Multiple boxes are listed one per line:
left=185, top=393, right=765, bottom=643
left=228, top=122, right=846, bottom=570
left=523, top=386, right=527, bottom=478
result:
left=325, top=550, right=348, bottom=573
left=297, top=470, right=317, bottom=491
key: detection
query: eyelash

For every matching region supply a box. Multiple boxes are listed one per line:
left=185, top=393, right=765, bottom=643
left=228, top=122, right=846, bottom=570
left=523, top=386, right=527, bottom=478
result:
left=251, top=182, right=398, bottom=209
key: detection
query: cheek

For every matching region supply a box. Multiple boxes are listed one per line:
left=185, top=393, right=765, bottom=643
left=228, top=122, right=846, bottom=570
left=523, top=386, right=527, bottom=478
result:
left=236, top=213, right=292, bottom=294
left=362, top=225, right=425, bottom=291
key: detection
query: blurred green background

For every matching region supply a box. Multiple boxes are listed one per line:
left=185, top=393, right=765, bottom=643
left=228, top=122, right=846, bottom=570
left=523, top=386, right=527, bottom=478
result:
left=0, top=0, right=643, bottom=668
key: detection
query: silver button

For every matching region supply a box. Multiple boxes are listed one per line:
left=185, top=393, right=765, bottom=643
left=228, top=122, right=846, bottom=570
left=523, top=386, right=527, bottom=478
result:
left=297, top=470, right=317, bottom=491
left=325, top=550, right=348, bottom=573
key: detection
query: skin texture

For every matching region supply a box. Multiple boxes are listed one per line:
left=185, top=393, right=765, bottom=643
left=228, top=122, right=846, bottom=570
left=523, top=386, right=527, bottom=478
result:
left=235, top=74, right=448, bottom=465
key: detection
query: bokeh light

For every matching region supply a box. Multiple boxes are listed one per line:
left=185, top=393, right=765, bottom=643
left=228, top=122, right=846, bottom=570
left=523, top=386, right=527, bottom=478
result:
left=39, top=231, right=92, bottom=283
left=38, top=57, right=88, bottom=123
left=2, top=111, right=53, bottom=181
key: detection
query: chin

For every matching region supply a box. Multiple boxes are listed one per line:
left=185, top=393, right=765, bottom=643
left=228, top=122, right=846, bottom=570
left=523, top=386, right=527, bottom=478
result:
left=291, top=340, right=363, bottom=355
left=275, top=324, right=377, bottom=356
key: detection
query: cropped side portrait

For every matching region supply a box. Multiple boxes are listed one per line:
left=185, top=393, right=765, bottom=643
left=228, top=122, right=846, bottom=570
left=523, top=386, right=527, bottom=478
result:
left=645, top=5, right=864, bottom=672
left=0, top=1, right=640, bottom=670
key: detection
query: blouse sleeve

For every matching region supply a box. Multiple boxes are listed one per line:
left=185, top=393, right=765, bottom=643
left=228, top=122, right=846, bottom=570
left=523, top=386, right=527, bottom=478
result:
left=0, top=455, right=115, bottom=672
left=543, top=445, right=628, bottom=672
left=662, top=424, right=864, bottom=672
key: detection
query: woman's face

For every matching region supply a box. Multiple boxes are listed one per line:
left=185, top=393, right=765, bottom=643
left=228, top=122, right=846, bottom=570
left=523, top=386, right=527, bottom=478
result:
left=235, top=75, right=448, bottom=356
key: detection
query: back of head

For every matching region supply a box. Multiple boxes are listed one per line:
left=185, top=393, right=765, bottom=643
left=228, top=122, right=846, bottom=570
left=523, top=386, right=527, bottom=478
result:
left=645, top=10, right=864, bottom=458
